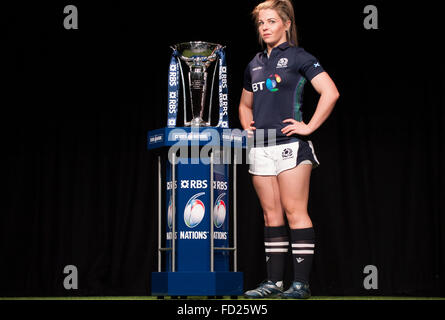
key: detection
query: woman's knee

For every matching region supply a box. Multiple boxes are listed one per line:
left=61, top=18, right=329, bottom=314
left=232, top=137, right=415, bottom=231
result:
left=263, top=209, right=285, bottom=226
left=283, top=204, right=308, bottom=218
left=284, top=209, right=312, bottom=228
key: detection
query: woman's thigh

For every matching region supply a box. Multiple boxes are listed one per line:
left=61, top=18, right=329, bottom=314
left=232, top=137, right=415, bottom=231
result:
left=277, top=164, right=312, bottom=228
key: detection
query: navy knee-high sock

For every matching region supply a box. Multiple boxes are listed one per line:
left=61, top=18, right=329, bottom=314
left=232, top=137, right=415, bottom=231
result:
left=289, top=227, right=315, bottom=284
left=264, top=226, right=288, bottom=284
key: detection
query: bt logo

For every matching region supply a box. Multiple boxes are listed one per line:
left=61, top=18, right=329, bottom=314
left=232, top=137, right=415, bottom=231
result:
left=252, top=81, right=265, bottom=92
left=252, top=74, right=282, bottom=92
left=266, top=74, right=281, bottom=92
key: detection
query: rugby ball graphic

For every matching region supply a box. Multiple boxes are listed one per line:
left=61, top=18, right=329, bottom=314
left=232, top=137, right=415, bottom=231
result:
left=184, top=192, right=206, bottom=228
left=167, top=197, right=173, bottom=229
left=213, top=193, right=227, bottom=228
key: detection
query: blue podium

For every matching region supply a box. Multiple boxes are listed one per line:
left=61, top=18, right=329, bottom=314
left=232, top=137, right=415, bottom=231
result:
left=148, top=127, right=244, bottom=296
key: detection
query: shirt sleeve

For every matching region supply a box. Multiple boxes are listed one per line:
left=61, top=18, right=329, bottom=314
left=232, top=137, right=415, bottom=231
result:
left=243, top=64, right=253, bottom=92
left=296, top=48, right=325, bottom=81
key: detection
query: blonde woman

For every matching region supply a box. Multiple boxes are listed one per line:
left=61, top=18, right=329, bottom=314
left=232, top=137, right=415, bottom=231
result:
left=239, top=0, right=339, bottom=298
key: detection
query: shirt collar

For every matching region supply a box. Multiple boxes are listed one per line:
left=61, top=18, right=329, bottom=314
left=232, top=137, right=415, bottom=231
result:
left=277, top=41, right=291, bottom=50
left=262, top=41, right=291, bottom=57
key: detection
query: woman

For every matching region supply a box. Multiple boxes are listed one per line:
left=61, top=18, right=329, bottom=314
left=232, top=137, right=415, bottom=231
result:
left=239, top=0, right=339, bottom=299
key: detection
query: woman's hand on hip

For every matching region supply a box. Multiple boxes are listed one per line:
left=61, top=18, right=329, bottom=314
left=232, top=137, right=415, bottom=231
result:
left=281, top=119, right=314, bottom=136
left=247, top=120, right=256, bottom=138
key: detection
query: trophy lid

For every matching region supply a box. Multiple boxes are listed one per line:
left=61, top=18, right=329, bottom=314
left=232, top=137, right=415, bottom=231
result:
left=173, top=41, right=222, bottom=65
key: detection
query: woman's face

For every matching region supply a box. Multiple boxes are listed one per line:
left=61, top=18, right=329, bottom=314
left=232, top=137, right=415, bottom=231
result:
left=258, top=9, right=290, bottom=48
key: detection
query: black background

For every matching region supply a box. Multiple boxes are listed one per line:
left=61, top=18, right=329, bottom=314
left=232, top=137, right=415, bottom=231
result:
left=1, top=0, right=444, bottom=297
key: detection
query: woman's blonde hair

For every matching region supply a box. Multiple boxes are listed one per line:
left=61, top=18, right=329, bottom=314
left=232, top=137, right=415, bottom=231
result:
left=252, top=0, right=298, bottom=46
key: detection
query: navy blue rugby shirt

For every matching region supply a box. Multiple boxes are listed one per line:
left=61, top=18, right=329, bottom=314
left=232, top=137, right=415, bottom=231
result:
left=243, top=42, right=324, bottom=145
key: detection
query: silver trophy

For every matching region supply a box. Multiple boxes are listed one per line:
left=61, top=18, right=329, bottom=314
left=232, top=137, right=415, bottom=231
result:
left=173, top=42, right=223, bottom=127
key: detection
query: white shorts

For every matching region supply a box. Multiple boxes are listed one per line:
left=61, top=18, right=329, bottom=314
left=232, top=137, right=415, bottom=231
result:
left=248, top=140, right=320, bottom=176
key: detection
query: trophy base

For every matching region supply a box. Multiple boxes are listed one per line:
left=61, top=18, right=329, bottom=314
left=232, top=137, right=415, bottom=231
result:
left=185, top=117, right=209, bottom=127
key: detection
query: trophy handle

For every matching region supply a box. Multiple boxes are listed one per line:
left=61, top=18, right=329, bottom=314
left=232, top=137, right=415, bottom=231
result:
left=175, top=56, right=188, bottom=126
left=206, top=46, right=225, bottom=126
left=206, top=58, right=219, bottom=126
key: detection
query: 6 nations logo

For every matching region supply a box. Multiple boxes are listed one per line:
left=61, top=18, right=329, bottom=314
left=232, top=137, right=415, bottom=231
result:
left=184, top=192, right=206, bottom=228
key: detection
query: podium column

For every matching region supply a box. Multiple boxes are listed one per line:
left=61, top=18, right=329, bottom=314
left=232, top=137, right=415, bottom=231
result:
left=149, top=127, right=244, bottom=296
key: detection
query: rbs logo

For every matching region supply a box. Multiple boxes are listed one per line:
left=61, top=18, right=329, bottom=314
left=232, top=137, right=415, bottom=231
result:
left=213, top=181, right=228, bottom=190
left=181, top=179, right=208, bottom=189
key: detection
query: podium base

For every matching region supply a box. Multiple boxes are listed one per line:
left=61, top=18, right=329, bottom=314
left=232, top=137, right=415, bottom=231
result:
left=151, top=271, right=243, bottom=296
